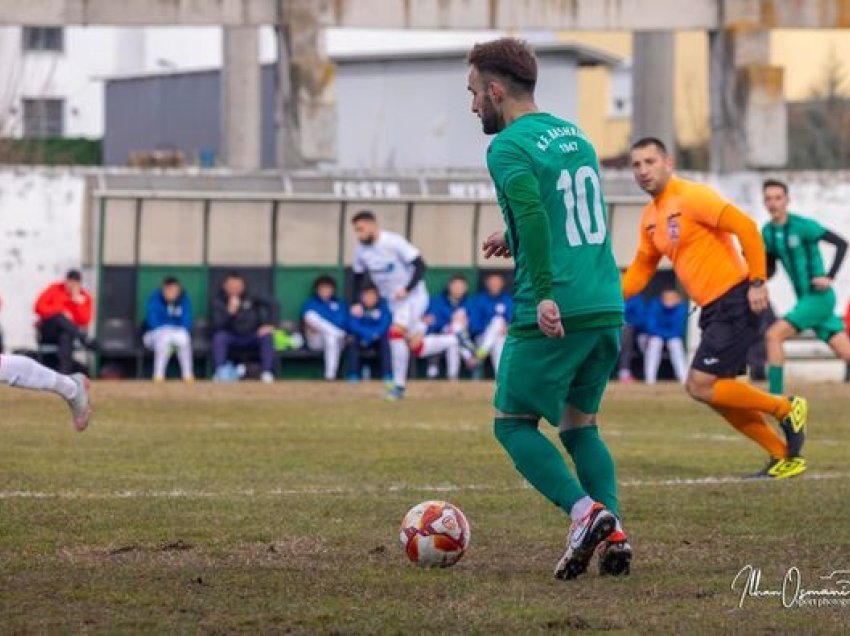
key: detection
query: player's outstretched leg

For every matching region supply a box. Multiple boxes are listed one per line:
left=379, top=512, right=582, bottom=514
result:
left=765, top=320, right=796, bottom=395
left=494, top=415, right=615, bottom=580
left=386, top=325, right=410, bottom=400
left=0, top=354, right=92, bottom=431
left=558, top=407, right=630, bottom=576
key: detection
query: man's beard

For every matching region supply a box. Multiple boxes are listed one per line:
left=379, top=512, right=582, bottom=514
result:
left=359, top=234, right=376, bottom=245
left=480, top=98, right=505, bottom=135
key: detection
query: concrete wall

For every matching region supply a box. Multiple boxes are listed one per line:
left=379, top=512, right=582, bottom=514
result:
left=0, top=170, right=86, bottom=350
left=1, top=166, right=849, bottom=379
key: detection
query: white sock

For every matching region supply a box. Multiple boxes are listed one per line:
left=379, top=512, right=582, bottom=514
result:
left=152, top=333, right=171, bottom=379
left=390, top=338, right=409, bottom=388
left=491, top=335, right=505, bottom=372
left=667, top=338, right=688, bottom=384
left=418, top=334, right=456, bottom=358
left=570, top=495, right=595, bottom=523
left=445, top=342, right=461, bottom=380
left=176, top=339, right=194, bottom=379
left=478, top=317, right=506, bottom=353
left=0, top=354, right=77, bottom=400
left=323, top=334, right=344, bottom=380
left=644, top=336, right=663, bottom=385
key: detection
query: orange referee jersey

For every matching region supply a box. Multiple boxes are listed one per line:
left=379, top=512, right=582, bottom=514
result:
left=622, top=175, right=766, bottom=307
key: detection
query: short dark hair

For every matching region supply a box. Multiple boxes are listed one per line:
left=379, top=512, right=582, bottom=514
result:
left=762, top=179, right=788, bottom=195
left=223, top=271, right=244, bottom=284
left=631, top=137, right=669, bottom=155
left=313, top=275, right=337, bottom=292
left=360, top=283, right=379, bottom=295
left=449, top=274, right=469, bottom=285
left=65, top=269, right=82, bottom=282
left=351, top=210, right=376, bottom=224
left=467, top=37, right=537, bottom=95
left=162, top=276, right=180, bottom=287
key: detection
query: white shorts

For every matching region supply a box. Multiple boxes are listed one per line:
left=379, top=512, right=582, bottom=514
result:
left=389, top=288, right=429, bottom=335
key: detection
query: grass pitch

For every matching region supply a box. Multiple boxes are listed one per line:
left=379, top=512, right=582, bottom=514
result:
left=1, top=380, right=849, bottom=634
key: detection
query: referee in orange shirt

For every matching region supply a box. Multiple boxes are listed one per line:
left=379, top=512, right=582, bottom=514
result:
left=622, top=138, right=808, bottom=479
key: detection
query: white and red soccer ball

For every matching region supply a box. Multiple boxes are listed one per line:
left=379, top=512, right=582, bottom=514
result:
left=399, top=500, right=470, bottom=567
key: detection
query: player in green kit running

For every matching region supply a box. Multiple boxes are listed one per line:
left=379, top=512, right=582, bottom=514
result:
left=762, top=179, right=850, bottom=394
left=467, top=38, right=629, bottom=580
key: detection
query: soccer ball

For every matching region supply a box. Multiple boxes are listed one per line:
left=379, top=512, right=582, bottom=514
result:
left=398, top=500, right=470, bottom=567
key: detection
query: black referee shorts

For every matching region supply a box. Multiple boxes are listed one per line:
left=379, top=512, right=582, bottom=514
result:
left=691, top=281, right=760, bottom=378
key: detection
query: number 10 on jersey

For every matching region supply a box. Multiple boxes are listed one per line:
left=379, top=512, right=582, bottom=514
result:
left=556, top=167, right=607, bottom=247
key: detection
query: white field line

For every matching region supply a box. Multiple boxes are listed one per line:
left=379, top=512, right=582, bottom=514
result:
left=0, top=472, right=848, bottom=501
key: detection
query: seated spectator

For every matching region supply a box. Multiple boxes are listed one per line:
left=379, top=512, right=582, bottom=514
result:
left=211, top=272, right=276, bottom=383
left=34, top=269, right=97, bottom=374
left=302, top=275, right=348, bottom=381
left=470, top=272, right=513, bottom=373
left=423, top=275, right=476, bottom=380
left=617, top=294, right=648, bottom=383
left=142, top=276, right=194, bottom=382
left=644, top=288, right=688, bottom=385
left=346, top=283, right=392, bottom=383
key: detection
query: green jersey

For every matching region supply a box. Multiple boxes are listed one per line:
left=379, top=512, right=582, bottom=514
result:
left=762, top=213, right=827, bottom=297
left=486, top=112, right=623, bottom=336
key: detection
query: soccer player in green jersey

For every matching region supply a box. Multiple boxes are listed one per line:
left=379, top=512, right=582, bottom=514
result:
left=762, top=179, right=850, bottom=394
left=467, top=38, right=629, bottom=580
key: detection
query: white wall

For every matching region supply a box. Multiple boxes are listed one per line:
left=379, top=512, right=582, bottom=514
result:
left=0, top=26, right=231, bottom=139
left=0, top=170, right=86, bottom=350
left=335, top=53, right=579, bottom=171
left=708, top=172, right=850, bottom=320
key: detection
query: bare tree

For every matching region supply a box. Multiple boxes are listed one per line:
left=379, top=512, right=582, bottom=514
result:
left=788, top=46, right=850, bottom=169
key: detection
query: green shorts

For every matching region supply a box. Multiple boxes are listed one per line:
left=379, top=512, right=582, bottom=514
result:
left=493, top=326, right=620, bottom=426
left=785, top=289, right=844, bottom=342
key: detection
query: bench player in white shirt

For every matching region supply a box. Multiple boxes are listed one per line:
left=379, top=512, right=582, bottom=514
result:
left=351, top=210, right=461, bottom=400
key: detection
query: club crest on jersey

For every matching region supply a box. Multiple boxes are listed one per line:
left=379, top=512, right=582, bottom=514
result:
left=667, top=213, right=682, bottom=243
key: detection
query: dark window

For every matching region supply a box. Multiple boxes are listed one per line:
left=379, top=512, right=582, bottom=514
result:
left=23, top=99, right=64, bottom=138
left=22, top=27, right=64, bottom=52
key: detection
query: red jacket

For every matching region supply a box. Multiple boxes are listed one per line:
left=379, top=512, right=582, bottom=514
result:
left=35, top=282, right=93, bottom=328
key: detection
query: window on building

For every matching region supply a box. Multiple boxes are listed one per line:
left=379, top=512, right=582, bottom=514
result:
left=23, top=99, right=64, bottom=138
left=22, top=27, right=64, bottom=52
left=609, top=62, right=633, bottom=119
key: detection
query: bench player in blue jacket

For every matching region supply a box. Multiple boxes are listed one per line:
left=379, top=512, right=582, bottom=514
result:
left=301, top=275, right=348, bottom=380
left=423, top=275, right=477, bottom=379
left=643, top=288, right=689, bottom=385
left=470, top=272, right=513, bottom=373
left=346, top=283, right=392, bottom=382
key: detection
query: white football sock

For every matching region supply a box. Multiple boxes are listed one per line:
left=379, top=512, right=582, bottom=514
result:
left=418, top=334, right=456, bottom=357
left=667, top=338, right=688, bottom=384
left=305, top=311, right=347, bottom=380
left=478, top=316, right=506, bottom=353
left=569, top=495, right=595, bottom=523
left=491, top=335, right=505, bottom=372
left=0, top=354, right=77, bottom=400
left=445, top=342, right=461, bottom=380
left=322, top=333, right=345, bottom=380
left=644, top=336, right=664, bottom=385
left=390, top=338, right=409, bottom=388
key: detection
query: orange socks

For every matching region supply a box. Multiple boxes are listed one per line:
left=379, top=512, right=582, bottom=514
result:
left=714, top=406, right=788, bottom=459
left=710, top=379, right=791, bottom=420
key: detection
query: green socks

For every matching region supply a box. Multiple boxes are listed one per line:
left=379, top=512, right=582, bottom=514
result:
left=494, top=418, right=586, bottom=515
left=559, top=425, right=619, bottom=518
left=767, top=365, right=784, bottom=395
